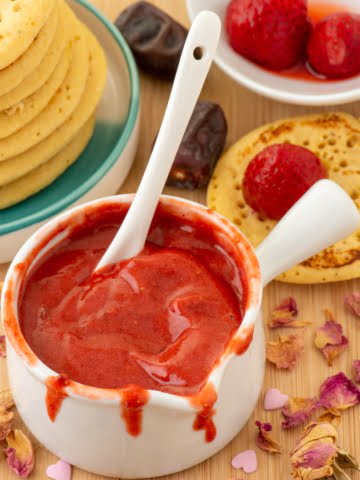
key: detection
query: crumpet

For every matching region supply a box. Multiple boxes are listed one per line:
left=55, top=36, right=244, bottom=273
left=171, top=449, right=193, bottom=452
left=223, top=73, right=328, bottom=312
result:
left=207, top=113, right=360, bottom=284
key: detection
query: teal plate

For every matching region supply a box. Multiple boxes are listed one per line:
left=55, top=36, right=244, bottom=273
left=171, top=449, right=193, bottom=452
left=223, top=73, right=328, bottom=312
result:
left=0, top=0, right=140, bottom=258
left=0, top=122, right=123, bottom=234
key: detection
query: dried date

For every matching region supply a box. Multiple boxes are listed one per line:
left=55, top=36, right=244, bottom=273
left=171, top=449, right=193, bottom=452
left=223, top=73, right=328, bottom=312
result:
left=166, top=101, right=228, bottom=189
left=115, top=1, right=187, bottom=79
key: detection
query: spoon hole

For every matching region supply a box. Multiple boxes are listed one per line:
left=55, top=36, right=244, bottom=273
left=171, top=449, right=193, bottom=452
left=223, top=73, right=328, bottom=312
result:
left=193, top=46, right=204, bottom=60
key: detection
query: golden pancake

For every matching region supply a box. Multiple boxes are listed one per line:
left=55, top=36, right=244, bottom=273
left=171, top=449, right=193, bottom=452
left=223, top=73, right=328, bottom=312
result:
left=0, top=16, right=90, bottom=161
left=0, top=1, right=59, bottom=97
left=0, top=28, right=107, bottom=186
left=207, top=112, right=360, bottom=284
left=0, top=0, right=56, bottom=70
left=0, top=115, right=95, bottom=210
left=0, top=45, right=71, bottom=139
left=0, top=1, right=70, bottom=111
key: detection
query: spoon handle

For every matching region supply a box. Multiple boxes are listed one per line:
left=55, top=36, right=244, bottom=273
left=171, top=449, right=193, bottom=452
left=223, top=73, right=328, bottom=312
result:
left=256, top=179, right=360, bottom=286
left=96, top=11, right=221, bottom=270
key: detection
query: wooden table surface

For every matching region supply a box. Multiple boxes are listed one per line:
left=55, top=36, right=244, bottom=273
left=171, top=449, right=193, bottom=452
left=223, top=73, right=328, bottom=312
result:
left=1, top=1, right=360, bottom=479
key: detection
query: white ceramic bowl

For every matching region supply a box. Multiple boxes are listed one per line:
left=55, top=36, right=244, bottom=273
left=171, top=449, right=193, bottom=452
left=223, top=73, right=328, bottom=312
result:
left=2, top=195, right=265, bottom=478
left=186, top=0, right=360, bottom=105
left=2, top=182, right=359, bottom=478
left=0, top=0, right=140, bottom=263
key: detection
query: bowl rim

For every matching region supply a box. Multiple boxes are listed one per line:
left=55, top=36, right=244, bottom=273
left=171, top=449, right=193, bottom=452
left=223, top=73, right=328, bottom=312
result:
left=2, top=195, right=262, bottom=412
left=185, top=0, right=360, bottom=106
left=0, top=0, right=140, bottom=237
left=213, top=54, right=360, bottom=106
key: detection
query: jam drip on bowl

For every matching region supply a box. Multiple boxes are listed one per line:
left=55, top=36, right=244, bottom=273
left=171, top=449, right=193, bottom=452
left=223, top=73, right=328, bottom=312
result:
left=45, top=374, right=70, bottom=422
left=191, top=383, right=218, bottom=443
left=120, top=385, right=150, bottom=437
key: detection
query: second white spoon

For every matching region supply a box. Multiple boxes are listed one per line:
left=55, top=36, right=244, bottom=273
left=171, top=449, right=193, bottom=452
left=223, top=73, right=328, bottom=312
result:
left=96, top=10, right=221, bottom=271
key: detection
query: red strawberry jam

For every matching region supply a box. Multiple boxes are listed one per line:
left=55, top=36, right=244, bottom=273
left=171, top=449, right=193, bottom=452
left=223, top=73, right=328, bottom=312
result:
left=225, top=0, right=310, bottom=70
left=242, top=144, right=327, bottom=220
left=19, top=204, right=247, bottom=396
left=307, top=13, right=360, bottom=79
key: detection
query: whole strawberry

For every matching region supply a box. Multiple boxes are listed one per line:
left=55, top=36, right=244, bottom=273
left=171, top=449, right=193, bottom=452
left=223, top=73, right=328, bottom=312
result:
left=226, top=0, right=310, bottom=70
left=307, top=13, right=360, bottom=79
left=242, top=144, right=327, bottom=220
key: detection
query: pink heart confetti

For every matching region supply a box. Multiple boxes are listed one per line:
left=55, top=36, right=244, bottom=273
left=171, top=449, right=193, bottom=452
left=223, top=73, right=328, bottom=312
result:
left=232, top=450, right=257, bottom=473
left=46, top=460, right=71, bottom=480
left=264, top=388, right=289, bottom=411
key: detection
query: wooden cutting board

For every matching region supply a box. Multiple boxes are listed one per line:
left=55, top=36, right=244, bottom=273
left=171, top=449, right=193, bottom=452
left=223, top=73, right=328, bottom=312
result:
left=0, top=1, right=359, bottom=479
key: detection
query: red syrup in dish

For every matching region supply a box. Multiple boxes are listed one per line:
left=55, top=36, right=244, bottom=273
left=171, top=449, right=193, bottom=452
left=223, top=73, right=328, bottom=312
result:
left=19, top=204, right=249, bottom=439
left=266, top=3, right=351, bottom=82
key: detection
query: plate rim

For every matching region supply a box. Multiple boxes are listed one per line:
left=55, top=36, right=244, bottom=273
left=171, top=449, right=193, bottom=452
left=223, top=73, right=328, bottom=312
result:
left=0, top=0, right=140, bottom=236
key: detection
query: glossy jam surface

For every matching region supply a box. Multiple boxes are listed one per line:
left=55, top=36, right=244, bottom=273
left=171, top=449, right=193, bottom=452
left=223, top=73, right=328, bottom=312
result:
left=19, top=205, right=246, bottom=396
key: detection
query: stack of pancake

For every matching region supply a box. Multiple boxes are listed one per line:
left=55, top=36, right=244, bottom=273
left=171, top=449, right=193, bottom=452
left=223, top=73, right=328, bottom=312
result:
left=0, top=0, right=107, bottom=209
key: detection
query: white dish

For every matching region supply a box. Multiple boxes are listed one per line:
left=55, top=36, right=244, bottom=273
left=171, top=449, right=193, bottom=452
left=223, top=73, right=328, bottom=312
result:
left=186, top=0, right=360, bottom=105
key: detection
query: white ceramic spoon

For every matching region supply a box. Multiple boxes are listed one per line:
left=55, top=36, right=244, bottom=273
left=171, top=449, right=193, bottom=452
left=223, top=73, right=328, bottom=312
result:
left=96, top=10, right=222, bottom=271
left=256, top=179, right=360, bottom=286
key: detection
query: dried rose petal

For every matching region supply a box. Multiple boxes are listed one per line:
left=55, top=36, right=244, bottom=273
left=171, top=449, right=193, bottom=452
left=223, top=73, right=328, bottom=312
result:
left=0, top=335, right=6, bottom=358
left=317, top=410, right=341, bottom=427
left=0, top=389, right=15, bottom=442
left=353, top=360, right=360, bottom=384
left=331, top=449, right=360, bottom=479
left=0, top=407, right=14, bottom=441
left=336, top=448, right=360, bottom=471
left=314, top=310, right=349, bottom=366
left=4, top=430, right=34, bottom=478
left=344, top=292, right=360, bottom=317
left=282, top=397, right=319, bottom=429
left=290, top=422, right=338, bottom=479
left=268, top=297, right=310, bottom=329
left=291, top=465, right=333, bottom=479
left=319, top=372, right=360, bottom=413
left=266, top=334, right=304, bottom=370
left=291, top=414, right=360, bottom=480
left=0, top=389, right=14, bottom=410
left=255, top=421, right=282, bottom=454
